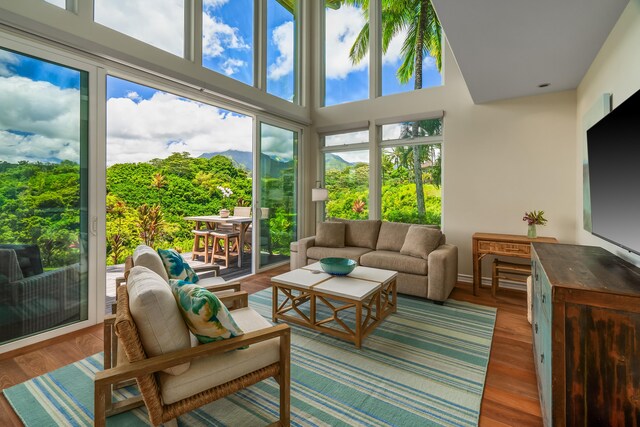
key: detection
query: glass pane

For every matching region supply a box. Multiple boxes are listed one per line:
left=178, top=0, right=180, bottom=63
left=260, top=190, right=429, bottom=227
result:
left=94, top=0, right=184, bottom=57
left=382, top=118, right=442, bottom=141
left=0, top=47, right=89, bottom=344
left=259, top=123, right=297, bottom=268
left=324, top=150, right=369, bottom=220
left=324, top=1, right=369, bottom=106
left=267, top=0, right=297, bottom=102
left=324, top=130, right=368, bottom=147
left=43, top=0, right=66, bottom=8
left=381, top=0, right=443, bottom=96
left=105, top=76, right=253, bottom=310
left=381, top=144, right=442, bottom=225
left=203, top=0, right=254, bottom=86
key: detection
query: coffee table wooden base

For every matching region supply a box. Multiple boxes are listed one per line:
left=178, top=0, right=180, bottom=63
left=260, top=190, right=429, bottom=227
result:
left=272, top=279, right=397, bottom=348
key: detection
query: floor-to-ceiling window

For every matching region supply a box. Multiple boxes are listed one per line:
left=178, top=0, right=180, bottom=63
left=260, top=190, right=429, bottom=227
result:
left=0, top=46, right=89, bottom=344
left=105, top=76, right=253, bottom=310
left=258, top=122, right=298, bottom=269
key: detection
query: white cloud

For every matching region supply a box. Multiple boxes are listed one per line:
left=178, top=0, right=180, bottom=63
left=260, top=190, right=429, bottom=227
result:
left=126, top=91, right=141, bottom=101
left=268, top=21, right=294, bottom=80
left=202, top=12, right=249, bottom=59
left=0, top=51, right=20, bottom=77
left=324, top=5, right=369, bottom=80
left=260, top=124, right=296, bottom=161
left=0, top=75, right=80, bottom=163
left=94, top=0, right=184, bottom=56
left=221, top=58, right=246, bottom=76
left=325, top=130, right=368, bottom=147
left=203, top=0, right=229, bottom=8
left=106, top=91, right=253, bottom=166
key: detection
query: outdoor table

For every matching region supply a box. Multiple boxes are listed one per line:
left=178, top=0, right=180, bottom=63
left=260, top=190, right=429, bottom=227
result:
left=184, top=215, right=252, bottom=268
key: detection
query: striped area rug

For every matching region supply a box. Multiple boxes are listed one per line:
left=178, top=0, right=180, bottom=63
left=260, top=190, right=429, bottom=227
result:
left=4, top=288, right=496, bottom=426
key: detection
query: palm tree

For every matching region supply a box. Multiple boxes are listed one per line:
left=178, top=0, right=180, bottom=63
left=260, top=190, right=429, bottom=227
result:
left=340, top=0, right=442, bottom=219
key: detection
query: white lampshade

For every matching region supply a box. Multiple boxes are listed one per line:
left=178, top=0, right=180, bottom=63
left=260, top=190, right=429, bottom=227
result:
left=312, top=188, right=329, bottom=202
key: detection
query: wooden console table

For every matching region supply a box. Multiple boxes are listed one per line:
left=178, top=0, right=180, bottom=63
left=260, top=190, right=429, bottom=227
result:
left=472, top=232, right=558, bottom=296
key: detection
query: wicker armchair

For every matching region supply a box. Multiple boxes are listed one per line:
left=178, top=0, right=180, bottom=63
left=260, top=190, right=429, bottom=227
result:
left=95, top=284, right=291, bottom=426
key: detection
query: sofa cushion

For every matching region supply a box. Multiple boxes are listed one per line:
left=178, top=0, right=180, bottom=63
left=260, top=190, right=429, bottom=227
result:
left=376, top=222, right=411, bottom=252
left=360, top=250, right=428, bottom=275
left=133, top=245, right=169, bottom=283
left=127, top=266, right=191, bottom=375
left=158, top=248, right=199, bottom=283
left=315, top=222, right=345, bottom=248
left=158, top=306, right=280, bottom=405
left=0, top=249, right=23, bottom=283
left=307, top=246, right=372, bottom=262
left=334, top=219, right=381, bottom=249
left=400, top=225, right=442, bottom=259
left=0, top=244, right=43, bottom=277
left=170, top=280, right=244, bottom=344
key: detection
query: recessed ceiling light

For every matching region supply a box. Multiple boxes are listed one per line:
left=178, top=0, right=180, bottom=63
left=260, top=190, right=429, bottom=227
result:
left=538, top=83, right=551, bottom=88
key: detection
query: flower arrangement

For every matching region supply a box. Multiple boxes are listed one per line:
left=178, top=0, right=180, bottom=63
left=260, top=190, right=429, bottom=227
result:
left=217, top=186, right=233, bottom=198
left=522, top=210, right=548, bottom=225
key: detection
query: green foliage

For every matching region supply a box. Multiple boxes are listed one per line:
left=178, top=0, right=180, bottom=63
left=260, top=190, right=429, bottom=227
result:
left=0, top=161, right=82, bottom=269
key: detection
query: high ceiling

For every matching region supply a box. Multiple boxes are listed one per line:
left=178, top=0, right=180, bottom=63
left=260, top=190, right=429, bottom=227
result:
left=431, top=0, right=630, bottom=103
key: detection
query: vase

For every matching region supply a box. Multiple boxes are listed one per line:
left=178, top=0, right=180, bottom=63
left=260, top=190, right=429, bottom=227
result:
left=527, top=224, right=537, bottom=239
left=219, top=209, right=230, bottom=218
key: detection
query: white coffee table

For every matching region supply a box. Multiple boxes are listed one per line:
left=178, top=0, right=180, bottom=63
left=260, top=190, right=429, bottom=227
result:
left=271, top=263, right=397, bottom=348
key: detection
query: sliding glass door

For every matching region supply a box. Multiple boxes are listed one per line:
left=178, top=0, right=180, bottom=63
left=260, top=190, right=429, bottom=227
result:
left=256, top=121, right=299, bottom=270
left=0, top=46, right=90, bottom=345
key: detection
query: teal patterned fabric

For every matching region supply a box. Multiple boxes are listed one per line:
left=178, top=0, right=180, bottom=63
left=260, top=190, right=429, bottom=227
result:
left=157, top=249, right=199, bottom=283
left=170, top=280, right=244, bottom=344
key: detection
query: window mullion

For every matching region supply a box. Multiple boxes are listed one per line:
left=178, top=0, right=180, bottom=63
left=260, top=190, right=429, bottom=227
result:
left=369, top=0, right=381, bottom=100
left=255, top=0, right=267, bottom=90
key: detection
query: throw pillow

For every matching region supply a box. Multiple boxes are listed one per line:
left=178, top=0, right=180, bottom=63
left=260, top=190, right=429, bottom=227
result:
left=315, top=222, right=346, bottom=248
left=400, top=225, right=443, bottom=259
left=158, top=248, right=199, bottom=283
left=170, top=280, right=245, bottom=344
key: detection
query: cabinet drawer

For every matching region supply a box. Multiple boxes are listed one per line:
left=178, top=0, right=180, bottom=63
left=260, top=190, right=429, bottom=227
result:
left=536, top=266, right=552, bottom=320
left=478, top=241, right=530, bottom=257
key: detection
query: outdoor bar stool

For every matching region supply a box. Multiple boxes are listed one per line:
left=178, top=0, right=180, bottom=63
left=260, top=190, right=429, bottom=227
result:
left=209, top=230, right=240, bottom=268
left=191, top=229, right=214, bottom=263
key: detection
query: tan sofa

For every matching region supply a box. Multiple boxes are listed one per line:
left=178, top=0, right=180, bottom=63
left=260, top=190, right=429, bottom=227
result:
left=291, top=220, right=458, bottom=303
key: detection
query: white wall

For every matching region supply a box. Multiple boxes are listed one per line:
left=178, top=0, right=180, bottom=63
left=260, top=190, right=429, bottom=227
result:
left=311, top=42, right=578, bottom=278
left=576, top=0, right=640, bottom=267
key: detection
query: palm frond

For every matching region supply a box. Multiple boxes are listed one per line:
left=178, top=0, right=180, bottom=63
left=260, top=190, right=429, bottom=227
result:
left=349, top=22, right=370, bottom=64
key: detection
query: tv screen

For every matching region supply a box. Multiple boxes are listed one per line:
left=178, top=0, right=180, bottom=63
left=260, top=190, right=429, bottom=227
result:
left=587, top=88, right=640, bottom=255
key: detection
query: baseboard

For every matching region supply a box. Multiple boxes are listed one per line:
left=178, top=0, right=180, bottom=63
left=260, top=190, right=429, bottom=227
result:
left=457, top=273, right=527, bottom=292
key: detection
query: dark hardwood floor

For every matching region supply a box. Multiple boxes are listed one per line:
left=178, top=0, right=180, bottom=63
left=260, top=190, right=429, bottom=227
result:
left=0, top=266, right=541, bottom=426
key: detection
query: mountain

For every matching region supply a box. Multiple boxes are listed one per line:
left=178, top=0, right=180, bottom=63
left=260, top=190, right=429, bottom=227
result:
left=200, top=150, right=253, bottom=171
left=325, top=153, right=353, bottom=171
left=200, top=150, right=295, bottom=175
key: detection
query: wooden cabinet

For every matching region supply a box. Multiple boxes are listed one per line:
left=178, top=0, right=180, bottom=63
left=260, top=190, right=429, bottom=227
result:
left=531, top=243, right=640, bottom=426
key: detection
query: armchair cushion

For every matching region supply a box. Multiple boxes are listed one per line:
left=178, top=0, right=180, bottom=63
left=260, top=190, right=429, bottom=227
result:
left=0, top=249, right=23, bottom=283
left=315, top=222, right=345, bottom=248
left=133, top=245, right=169, bottom=283
left=170, top=280, right=244, bottom=344
left=158, top=306, right=280, bottom=405
left=127, top=266, right=191, bottom=375
left=0, top=244, right=43, bottom=277
left=400, top=225, right=442, bottom=260
left=158, top=248, right=199, bottom=283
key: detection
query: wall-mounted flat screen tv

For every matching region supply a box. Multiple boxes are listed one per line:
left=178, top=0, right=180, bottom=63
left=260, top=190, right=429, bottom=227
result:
left=587, top=88, right=640, bottom=255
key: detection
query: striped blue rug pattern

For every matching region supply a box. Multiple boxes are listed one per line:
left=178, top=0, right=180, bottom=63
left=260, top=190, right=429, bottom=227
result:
left=4, top=288, right=496, bottom=426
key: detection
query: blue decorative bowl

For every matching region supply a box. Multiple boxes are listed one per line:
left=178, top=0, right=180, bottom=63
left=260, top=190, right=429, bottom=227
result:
left=319, top=257, right=357, bottom=276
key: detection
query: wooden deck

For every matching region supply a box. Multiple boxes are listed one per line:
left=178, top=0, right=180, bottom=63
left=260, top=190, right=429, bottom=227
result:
left=0, top=267, right=541, bottom=426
